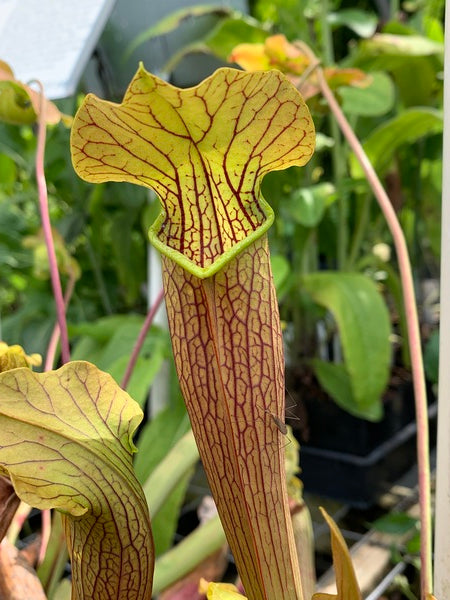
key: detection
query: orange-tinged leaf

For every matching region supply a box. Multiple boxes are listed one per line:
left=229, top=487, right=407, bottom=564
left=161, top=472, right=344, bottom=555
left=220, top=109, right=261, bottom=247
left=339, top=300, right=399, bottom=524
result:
left=230, top=36, right=308, bottom=76
left=312, top=508, right=362, bottom=600
left=323, top=67, right=371, bottom=90
left=229, top=36, right=370, bottom=102
left=0, top=361, right=154, bottom=600
left=71, top=65, right=315, bottom=277
left=228, top=43, right=271, bottom=71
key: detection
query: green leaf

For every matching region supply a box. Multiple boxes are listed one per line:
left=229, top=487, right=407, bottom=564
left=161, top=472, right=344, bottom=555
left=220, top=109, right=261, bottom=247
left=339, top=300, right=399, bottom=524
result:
left=151, top=469, right=193, bottom=556
left=270, top=254, right=290, bottom=293
left=124, top=4, right=232, bottom=59
left=360, top=33, right=443, bottom=57
left=204, top=16, right=269, bottom=60
left=350, top=108, right=443, bottom=178
left=328, top=9, right=378, bottom=38
left=302, top=272, right=391, bottom=414
left=108, top=352, right=165, bottom=408
left=0, top=153, right=17, bottom=186
left=153, top=514, right=227, bottom=595
left=311, top=360, right=383, bottom=420
left=0, top=361, right=154, bottom=600
left=135, top=404, right=191, bottom=485
left=340, top=72, right=395, bottom=117
left=371, top=512, right=418, bottom=535
left=286, top=182, right=336, bottom=227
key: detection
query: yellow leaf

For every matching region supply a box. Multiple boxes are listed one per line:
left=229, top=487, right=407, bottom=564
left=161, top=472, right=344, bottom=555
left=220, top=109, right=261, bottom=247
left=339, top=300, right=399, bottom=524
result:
left=312, top=508, right=362, bottom=600
left=199, top=578, right=248, bottom=599
left=0, top=361, right=154, bottom=600
left=0, top=342, right=41, bottom=371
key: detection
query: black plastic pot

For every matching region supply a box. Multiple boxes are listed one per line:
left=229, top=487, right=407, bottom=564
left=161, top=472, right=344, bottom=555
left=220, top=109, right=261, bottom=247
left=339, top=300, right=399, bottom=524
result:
left=289, top=373, right=437, bottom=508
left=299, top=401, right=437, bottom=508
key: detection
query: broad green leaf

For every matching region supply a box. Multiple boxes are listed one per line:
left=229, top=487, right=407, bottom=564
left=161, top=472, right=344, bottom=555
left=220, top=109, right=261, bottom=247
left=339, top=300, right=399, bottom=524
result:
left=371, top=512, right=418, bottom=535
left=153, top=515, right=227, bottom=595
left=312, top=360, right=382, bottom=420
left=270, top=253, right=290, bottom=293
left=72, top=65, right=315, bottom=278
left=135, top=404, right=190, bottom=485
left=52, top=578, right=72, bottom=600
left=0, top=361, right=154, bottom=600
left=108, top=353, right=165, bottom=408
left=312, top=508, right=362, bottom=600
left=328, top=9, right=378, bottom=38
left=389, top=56, right=438, bottom=107
left=0, top=153, right=17, bottom=186
left=124, top=4, right=232, bottom=59
left=70, top=315, right=170, bottom=406
left=136, top=404, right=195, bottom=557
left=286, top=182, right=336, bottom=227
left=350, top=108, right=443, bottom=178
left=205, top=16, right=269, bottom=60
left=339, top=72, right=395, bottom=117
left=162, top=14, right=270, bottom=72
left=302, top=272, right=391, bottom=412
left=360, top=33, right=443, bottom=57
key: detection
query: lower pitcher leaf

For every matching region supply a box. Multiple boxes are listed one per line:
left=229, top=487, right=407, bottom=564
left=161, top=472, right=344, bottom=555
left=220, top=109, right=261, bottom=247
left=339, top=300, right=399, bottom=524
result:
left=0, top=360, right=154, bottom=600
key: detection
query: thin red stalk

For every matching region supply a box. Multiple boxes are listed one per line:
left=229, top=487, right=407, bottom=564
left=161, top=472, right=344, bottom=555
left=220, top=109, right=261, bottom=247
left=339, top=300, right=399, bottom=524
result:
left=316, top=69, right=432, bottom=599
left=34, top=81, right=70, bottom=365
left=44, top=274, right=76, bottom=372
left=120, top=288, right=165, bottom=390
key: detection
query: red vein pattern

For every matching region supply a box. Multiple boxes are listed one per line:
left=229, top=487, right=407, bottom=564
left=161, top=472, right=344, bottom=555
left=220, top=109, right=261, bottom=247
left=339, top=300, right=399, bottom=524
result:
left=70, top=66, right=316, bottom=599
left=0, top=362, right=153, bottom=600
left=71, top=66, right=315, bottom=272
left=163, top=235, right=303, bottom=600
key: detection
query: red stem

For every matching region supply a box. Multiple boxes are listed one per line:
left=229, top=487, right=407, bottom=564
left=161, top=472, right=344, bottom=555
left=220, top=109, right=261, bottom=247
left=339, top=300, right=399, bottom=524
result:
left=316, top=69, right=432, bottom=599
left=34, top=81, right=70, bottom=364
left=44, top=275, right=76, bottom=372
left=121, top=288, right=165, bottom=390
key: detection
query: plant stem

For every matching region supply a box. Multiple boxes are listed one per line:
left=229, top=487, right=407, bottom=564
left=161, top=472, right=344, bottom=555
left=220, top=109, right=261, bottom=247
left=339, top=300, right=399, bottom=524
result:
left=44, top=274, right=76, bottom=371
left=34, top=81, right=70, bottom=364
left=121, top=287, right=165, bottom=390
left=317, top=68, right=432, bottom=600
